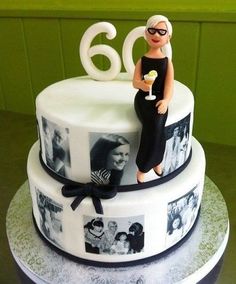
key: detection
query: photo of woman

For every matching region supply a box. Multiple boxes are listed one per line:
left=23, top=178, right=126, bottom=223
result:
left=166, top=214, right=184, bottom=246
left=127, top=222, right=145, bottom=253
left=163, top=125, right=181, bottom=175
left=84, top=218, right=105, bottom=254
left=100, top=221, right=118, bottom=254
left=166, top=185, right=199, bottom=246
left=178, top=122, right=190, bottom=166
left=181, top=191, right=199, bottom=234
left=41, top=117, right=71, bottom=178
left=42, top=117, right=54, bottom=168
left=162, top=114, right=190, bottom=176
left=83, top=215, right=144, bottom=255
left=90, top=133, right=133, bottom=185
left=36, top=189, right=63, bottom=246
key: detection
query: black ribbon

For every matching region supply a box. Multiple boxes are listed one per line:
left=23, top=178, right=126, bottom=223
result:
left=61, top=183, right=117, bottom=215
left=39, top=149, right=192, bottom=214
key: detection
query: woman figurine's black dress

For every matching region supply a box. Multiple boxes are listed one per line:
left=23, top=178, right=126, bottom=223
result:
left=134, top=56, right=168, bottom=173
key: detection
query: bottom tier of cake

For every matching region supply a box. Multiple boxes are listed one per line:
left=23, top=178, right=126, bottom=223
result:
left=27, top=137, right=205, bottom=265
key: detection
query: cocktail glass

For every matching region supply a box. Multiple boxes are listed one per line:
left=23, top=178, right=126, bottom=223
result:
left=144, top=74, right=157, bottom=100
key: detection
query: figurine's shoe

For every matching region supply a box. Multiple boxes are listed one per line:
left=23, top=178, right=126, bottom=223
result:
left=153, top=168, right=163, bottom=177
left=137, top=171, right=145, bottom=183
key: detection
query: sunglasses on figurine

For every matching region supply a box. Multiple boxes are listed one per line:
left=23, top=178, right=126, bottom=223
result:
left=147, top=28, right=168, bottom=36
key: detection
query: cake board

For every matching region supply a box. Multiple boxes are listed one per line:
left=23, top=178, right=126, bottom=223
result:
left=6, top=176, right=229, bottom=284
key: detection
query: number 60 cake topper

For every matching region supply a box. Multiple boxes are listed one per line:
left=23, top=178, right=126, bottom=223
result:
left=79, top=22, right=172, bottom=81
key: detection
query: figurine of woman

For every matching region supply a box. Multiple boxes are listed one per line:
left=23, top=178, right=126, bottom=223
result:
left=133, top=15, right=174, bottom=183
left=90, top=134, right=130, bottom=185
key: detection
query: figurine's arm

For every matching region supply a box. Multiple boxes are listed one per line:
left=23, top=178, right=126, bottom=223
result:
left=156, top=59, right=174, bottom=114
left=132, top=59, right=150, bottom=92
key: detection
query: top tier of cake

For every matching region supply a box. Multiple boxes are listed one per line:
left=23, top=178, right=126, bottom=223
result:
left=36, top=73, right=194, bottom=185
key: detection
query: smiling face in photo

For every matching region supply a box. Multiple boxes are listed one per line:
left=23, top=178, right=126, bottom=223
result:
left=172, top=217, right=181, bottom=230
left=106, top=144, right=130, bottom=171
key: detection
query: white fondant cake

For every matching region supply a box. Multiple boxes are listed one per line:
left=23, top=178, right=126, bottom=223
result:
left=27, top=74, right=205, bottom=265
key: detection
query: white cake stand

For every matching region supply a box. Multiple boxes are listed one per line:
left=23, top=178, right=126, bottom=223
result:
left=6, top=176, right=229, bottom=284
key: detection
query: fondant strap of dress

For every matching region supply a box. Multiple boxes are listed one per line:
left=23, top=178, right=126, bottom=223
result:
left=62, top=183, right=117, bottom=214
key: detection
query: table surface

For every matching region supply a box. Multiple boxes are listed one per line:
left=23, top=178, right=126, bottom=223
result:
left=6, top=176, right=229, bottom=284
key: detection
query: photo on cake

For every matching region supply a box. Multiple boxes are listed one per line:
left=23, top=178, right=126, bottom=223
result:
left=162, top=113, right=191, bottom=176
left=83, top=215, right=144, bottom=255
left=36, top=188, right=63, bottom=247
left=41, top=117, right=71, bottom=178
left=89, top=132, right=138, bottom=185
left=166, top=185, right=199, bottom=247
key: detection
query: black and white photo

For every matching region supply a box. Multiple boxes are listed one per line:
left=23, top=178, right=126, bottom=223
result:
left=36, top=118, right=43, bottom=152
left=83, top=215, right=144, bottom=255
left=36, top=189, right=63, bottom=246
left=166, top=185, right=199, bottom=246
left=163, top=114, right=191, bottom=175
left=181, top=189, right=199, bottom=234
left=166, top=213, right=184, bottom=246
left=89, top=132, right=138, bottom=185
left=41, top=117, right=71, bottom=178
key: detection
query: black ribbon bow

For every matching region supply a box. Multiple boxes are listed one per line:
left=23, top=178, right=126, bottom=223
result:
left=61, top=183, right=117, bottom=214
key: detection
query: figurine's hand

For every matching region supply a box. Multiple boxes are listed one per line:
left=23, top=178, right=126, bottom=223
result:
left=156, top=100, right=168, bottom=114
left=139, top=80, right=151, bottom=92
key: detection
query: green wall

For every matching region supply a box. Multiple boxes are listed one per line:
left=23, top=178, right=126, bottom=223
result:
left=0, top=1, right=235, bottom=146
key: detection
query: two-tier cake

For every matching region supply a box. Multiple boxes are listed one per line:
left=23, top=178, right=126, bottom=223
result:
left=27, top=16, right=206, bottom=266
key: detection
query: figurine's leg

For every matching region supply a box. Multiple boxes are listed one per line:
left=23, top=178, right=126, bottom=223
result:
left=152, top=109, right=168, bottom=177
